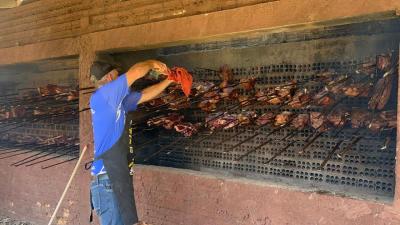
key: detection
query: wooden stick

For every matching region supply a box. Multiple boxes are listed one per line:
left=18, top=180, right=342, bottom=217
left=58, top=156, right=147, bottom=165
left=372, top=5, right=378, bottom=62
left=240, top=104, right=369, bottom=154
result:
left=47, top=145, right=87, bottom=225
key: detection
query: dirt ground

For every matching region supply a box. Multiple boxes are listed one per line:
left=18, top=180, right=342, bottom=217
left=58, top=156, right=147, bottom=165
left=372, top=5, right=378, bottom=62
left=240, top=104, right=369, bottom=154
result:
left=0, top=216, right=34, bottom=225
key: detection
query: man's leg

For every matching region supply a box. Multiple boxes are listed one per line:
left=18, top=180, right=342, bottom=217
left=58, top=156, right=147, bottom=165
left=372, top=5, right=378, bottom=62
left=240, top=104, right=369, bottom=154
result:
left=91, top=177, right=124, bottom=225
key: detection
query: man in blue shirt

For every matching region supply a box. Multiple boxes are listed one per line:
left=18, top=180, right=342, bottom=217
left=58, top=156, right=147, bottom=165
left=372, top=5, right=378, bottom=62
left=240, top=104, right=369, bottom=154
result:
left=89, top=60, right=172, bottom=225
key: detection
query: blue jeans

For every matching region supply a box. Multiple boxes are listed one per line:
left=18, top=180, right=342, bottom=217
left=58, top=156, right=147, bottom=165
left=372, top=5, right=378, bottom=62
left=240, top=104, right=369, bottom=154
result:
left=91, top=175, right=124, bottom=225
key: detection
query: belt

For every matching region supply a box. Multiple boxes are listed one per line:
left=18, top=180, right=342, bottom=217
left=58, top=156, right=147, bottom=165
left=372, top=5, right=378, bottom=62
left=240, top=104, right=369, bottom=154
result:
left=92, top=173, right=109, bottom=181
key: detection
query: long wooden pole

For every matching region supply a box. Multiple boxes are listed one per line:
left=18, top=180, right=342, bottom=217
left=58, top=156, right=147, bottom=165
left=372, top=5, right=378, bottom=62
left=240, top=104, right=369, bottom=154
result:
left=47, top=145, right=87, bottom=225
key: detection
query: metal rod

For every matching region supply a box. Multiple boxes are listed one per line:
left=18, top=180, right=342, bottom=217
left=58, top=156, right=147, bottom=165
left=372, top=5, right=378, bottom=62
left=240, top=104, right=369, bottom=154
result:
left=336, top=136, right=363, bottom=158
left=318, top=139, right=344, bottom=169
left=235, top=129, right=297, bottom=161
left=265, top=140, right=297, bottom=164
left=297, top=131, right=324, bottom=154
left=24, top=148, right=79, bottom=167
left=143, top=138, right=183, bottom=162
left=21, top=145, right=77, bottom=166
left=11, top=144, right=66, bottom=166
left=41, top=156, right=79, bottom=169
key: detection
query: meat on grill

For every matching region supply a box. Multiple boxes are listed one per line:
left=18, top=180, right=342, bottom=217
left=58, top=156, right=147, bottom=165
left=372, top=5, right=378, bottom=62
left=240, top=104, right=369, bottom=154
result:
left=356, top=61, right=376, bottom=75
left=379, top=110, right=396, bottom=129
left=255, top=112, right=275, bottom=126
left=350, top=109, right=371, bottom=129
left=219, top=65, right=233, bottom=88
left=288, top=89, right=311, bottom=108
left=198, top=99, right=219, bottom=112
left=206, top=113, right=237, bottom=130
left=168, top=97, right=190, bottom=111
left=291, top=113, right=309, bottom=129
left=313, top=89, right=334, bottom=106
left=274, top=111, right=293, bottom=126
left=327, top=108, right=348, bottom=127
left=37, top=84, right=71, bottom=96
left=192, top=81, right=215, bottom=95
left=220, top=87, right=239, bottom=100
left=368, top=72, right=393, bottom=110
left=275, top=81, right=296, bottom=98
left=147, top=113, right=184, bottom=129
left=377, top=53, right=392, bottom=71
left=174, top=122, right=200, bottom=137
left=310, top=112, right=329, bottom=131
left=342, top=82, right=371, bottom=97
left=238, top=95, right=252, bottom=106
left=237, top=111, right=258, bottom=125
left=240, top=77, right=256, bottom=91
left=254, top=89, right=271, bottom=102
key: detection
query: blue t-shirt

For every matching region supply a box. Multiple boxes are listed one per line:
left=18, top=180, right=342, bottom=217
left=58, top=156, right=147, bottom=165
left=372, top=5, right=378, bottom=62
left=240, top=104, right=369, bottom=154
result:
left=90, top=74, right=142, bottom=175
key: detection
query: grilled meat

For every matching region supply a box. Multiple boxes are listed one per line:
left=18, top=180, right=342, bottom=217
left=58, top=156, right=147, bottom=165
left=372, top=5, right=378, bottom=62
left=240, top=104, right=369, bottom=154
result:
left=377, top=53, right=392, bottom=71
left=310, top=112, right=329, bottom=131
left=327, top=108, right=348, bottom=127
left=147, top=113, right=184, bottom=129
left=238, top=95, right=252, bottom=106
left=350, top=109, right=371, bottom=129
left=220, top=87, right=239, bottom=100
left=368, top=72, right=393, bottom=110
left=288, top=89, right=311, bottom=108
left=206, top=113, right=237, bottom=130
left=219, top=65, right=233, bottom=88
left=274, top=111, right=293, bottom=126
left=174, top=122, right=200, bottom=137
left=237, top=111, right=258, bottom=125
left=379, top=110, right=396, bottom=129
left=240, top=77, right=256, bottom=91
left=291, top=113, right=309, bottom=129
left=255, top=112, right=275, bottom=126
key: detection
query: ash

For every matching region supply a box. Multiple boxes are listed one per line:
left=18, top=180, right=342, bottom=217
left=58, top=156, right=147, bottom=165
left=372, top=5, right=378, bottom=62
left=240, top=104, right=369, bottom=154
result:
left=0, top=216, right=34, bottom=225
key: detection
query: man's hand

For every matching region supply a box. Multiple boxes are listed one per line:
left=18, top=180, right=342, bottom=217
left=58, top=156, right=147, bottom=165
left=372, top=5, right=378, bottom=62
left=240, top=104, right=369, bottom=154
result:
left=147, top=60, right=169, bottom=75
left=126, top=60, right=169, bottom=86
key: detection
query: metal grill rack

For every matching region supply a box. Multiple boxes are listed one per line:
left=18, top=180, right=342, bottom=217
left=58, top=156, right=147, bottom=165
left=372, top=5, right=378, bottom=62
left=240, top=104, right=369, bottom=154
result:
left=148, top=59, right=397, bottom=201
left=122, top=19, right=400, bottom=202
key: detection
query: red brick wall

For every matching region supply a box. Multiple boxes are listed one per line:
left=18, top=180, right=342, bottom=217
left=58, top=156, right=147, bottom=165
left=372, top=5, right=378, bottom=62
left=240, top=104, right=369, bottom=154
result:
left=134, top=166, right=400, bottom=225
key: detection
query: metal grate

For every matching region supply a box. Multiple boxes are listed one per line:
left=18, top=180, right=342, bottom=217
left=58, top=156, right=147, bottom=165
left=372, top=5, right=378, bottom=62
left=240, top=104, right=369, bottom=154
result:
left=148, top=59, right=397, bottom=201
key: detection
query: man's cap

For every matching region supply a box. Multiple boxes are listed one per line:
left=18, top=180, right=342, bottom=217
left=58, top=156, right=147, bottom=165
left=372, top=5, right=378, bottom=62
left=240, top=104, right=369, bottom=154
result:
left=90, top=61, right=115, bottom=80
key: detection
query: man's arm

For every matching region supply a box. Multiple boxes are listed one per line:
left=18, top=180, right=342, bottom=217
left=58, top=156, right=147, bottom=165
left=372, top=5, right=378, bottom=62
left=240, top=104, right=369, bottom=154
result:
left=126, top=60, right=168, bottom=86
left=138, top=79, right=174, bottom=104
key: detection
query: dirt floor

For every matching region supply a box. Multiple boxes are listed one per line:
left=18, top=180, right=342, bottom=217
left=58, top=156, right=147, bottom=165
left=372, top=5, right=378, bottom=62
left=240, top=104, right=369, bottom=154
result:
left=0, top=216, right=34, bottom=225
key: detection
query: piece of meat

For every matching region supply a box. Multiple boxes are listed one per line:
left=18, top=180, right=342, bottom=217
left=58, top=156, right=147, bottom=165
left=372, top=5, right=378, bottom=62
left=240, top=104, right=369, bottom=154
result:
left=275, top=81, right=296, bottom=98
left=291, top=113, right=309, bottom=129
left=237, top=111, right=258, bottom=125
left=206, top=113, right=237, bottom=130
left=192, top=81, right=215, bottom=95
left=379, top=110, right=396, bottom=129
left=168, top=99, right=190, bottom=110
left=33, top=108, right=46, bottom=116
left=219, top=65, right=233, bottom=88
left=327, top=108, right=348, bottom=128
left=310, top=112, right=329, bottom=131
left=288, top=89, right=311, bottom=108
left=267, top=96, right=284, bottom=105
left=174, top=123, right=200, bottom=137
left=368, top=73, right=393, bottom=110
left=313, top=89, right=334, bottom=106
left=198, top=100, right=218, bottom=112
left=255, top=112, right=275, bottom=126
left=350, top=109, right=371, bottom=129
left=220, top=87, right=239, bottom=100
left=147, top=113, right=184, bottom=129
left=238, top=95, right=252, bottom=106
left=342, top=82, right=371, bottom=97
left=274, top=111, right=293, bottom=126
left=377, top=53, right=391, bottom=71
left=356, top=61, right=376, bottom=75
left=67, top=91, right=79, bottom=101
left=10, top=105, right=26, bottom=118
left=240, top=77, right=256, bottom=91
left=254, top=89, right=270, bottom=102
left=203, top=90, right=219, bottom=98
left=368, top=116, right=386, bottom=133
